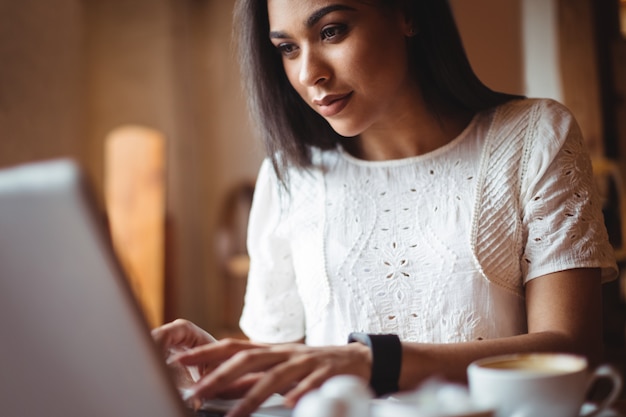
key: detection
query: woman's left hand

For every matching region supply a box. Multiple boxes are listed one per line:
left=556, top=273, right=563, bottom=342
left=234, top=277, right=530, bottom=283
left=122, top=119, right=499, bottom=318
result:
left=168, top=338, right=372, bottom=417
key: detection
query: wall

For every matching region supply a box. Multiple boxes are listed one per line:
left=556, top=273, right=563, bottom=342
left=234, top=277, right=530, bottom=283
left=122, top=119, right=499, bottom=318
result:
left=0, top=0, right=86, bottom=168
left=450, top=0, right=524, bottom=96
left=167, top=1, right=264, bottom=330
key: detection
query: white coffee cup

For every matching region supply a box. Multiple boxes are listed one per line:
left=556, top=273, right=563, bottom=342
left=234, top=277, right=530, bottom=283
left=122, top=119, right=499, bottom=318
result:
left=467, top=353, right=622, bottom=417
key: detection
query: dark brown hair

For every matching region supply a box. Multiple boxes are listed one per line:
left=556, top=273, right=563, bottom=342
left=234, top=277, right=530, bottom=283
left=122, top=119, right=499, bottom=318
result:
left=233, top=0, right=521, bottom=183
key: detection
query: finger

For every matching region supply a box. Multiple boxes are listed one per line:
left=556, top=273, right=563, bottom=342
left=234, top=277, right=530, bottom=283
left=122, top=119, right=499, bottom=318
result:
left=166, top=361, right=202, bottom=388
left=213, top=373, right=264, bottom=399
left=172, top=338, right=264, bottom=368
left=224, top=358, right=315, bottom=417
left=189, top=348, right=292, bottom=401
left=169, top=338, right=268, bottom=390
left=153, top=319, right=220, bottom=360
left=151, top=319, right=198, bottom=350
left=282, top=367, right=331, bottom=407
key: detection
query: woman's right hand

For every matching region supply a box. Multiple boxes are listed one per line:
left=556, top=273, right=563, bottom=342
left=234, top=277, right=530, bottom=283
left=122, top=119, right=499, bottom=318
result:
left=151, top=319, right=218, bottom=390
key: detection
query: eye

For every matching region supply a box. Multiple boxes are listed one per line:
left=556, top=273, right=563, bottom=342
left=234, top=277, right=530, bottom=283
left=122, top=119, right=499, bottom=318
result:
left=321, top=24, right=347, bottom=41
left=276, top=42, right=299, bottom=58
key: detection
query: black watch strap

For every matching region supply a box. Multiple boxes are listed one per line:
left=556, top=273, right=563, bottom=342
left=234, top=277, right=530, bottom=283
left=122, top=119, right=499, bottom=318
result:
left=348, top=332, right=402, bottom=396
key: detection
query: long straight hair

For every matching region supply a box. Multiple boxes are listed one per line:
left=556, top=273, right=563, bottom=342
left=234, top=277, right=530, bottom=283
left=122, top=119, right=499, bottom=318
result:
left=233, top=0, right=521, bottom=183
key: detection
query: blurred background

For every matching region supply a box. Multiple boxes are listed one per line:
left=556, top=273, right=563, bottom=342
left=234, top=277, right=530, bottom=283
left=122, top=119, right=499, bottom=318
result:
left=0, top=0, right=625, bottom=370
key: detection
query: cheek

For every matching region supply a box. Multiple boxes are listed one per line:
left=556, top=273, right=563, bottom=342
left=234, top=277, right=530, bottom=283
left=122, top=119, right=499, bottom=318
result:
left=283, top=62, right=311, bottom=103
left=341, top=33, right=409, bottom=87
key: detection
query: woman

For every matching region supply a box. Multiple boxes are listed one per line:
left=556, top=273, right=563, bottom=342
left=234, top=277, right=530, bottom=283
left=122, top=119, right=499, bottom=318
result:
left=152, top=1, right=618, bottom=416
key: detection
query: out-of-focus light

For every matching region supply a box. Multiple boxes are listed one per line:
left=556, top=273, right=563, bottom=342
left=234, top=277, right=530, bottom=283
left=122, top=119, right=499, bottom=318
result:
left=621, top=0, right=626, bottom=38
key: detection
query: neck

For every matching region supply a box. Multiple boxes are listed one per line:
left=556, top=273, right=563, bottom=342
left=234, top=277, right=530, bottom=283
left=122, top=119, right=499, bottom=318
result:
left=342, top=98, right=474, bottom=161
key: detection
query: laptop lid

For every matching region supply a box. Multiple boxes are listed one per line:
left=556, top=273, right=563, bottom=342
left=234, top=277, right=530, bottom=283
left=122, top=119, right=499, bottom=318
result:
left=0, top=159, right=193, bottom=417
left=0, top=159, right=292, bottom=417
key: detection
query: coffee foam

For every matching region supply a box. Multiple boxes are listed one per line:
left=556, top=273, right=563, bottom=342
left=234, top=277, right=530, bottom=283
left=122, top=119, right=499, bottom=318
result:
left=478, top=354, right=586, bottom=374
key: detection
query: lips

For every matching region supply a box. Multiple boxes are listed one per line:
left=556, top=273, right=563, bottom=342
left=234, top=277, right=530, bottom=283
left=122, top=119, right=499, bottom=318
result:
left=313, top=92, right=353, bottom=117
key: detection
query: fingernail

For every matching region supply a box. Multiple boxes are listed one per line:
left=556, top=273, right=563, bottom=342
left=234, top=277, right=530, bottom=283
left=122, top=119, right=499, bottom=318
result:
left=181, top=388, right=196, bottom=402
left=166, top=355, right=181, bottom=366
left=181, top=387, right=203, bottom=411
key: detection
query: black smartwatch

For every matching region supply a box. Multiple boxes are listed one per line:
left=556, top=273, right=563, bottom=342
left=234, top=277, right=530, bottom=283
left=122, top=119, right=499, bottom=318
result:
left=348, top=332, right=402, bottom=396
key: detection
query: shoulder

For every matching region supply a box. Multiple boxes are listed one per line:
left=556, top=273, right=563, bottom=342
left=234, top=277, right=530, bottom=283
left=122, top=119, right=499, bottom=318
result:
left=281, top=147, right=341, bottom=187
left=495, top=98, right=578, bottom=137
left=485, top=98, right=582, bottom=162
left=496, top=97, right=573, bottom=117
left=257, top=148, right=341, bottom=207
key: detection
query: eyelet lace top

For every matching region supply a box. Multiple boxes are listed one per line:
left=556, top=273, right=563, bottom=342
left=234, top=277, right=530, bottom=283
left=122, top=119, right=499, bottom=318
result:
left=239, top=98, right=617, bottom=346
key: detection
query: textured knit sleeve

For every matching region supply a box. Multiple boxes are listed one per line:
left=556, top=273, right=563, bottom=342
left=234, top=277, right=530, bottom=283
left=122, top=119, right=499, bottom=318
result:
left=520, top=100, right=618, bottom=283
left=239, top=159, right=306, bottom=343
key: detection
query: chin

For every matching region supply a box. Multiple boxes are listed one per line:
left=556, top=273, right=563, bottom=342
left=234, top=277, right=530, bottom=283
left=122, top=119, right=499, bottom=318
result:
left=326, top=120, right=365, bottom=139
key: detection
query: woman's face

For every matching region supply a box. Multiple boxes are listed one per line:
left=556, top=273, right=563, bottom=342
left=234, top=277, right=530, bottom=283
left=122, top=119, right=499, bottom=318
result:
left=267, top=0, right=417, bottom=138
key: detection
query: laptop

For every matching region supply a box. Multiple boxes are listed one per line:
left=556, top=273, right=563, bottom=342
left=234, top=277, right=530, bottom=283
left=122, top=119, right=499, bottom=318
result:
left=0, top=158, right=291, bottom=417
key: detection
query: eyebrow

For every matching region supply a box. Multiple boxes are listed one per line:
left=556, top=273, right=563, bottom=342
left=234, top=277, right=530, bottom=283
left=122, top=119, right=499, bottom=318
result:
left=306, top=4, right=356, bottom=27
left=269, top=4, right=357, bottom=39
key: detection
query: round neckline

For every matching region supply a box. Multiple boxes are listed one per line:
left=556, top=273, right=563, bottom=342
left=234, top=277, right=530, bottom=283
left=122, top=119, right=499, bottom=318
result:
left=337, top=111, right=482, bottom=167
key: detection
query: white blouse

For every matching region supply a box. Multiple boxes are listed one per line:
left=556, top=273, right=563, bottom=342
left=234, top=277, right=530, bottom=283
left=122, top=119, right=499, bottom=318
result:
left=239, top=98, right=617, bottom=346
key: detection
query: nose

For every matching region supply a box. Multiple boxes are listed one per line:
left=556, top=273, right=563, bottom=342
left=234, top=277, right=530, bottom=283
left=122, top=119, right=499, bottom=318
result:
left=298, top=47, right=330, bottom=87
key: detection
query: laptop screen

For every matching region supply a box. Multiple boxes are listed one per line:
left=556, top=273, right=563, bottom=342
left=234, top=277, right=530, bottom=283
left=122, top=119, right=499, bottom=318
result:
left=0, top=159, right=191, bottom=417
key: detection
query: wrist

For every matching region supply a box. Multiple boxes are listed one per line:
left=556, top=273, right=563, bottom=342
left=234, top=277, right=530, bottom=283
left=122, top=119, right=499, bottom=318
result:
left=346, top=339, right=373, bottom=381
left=348, top=332, right=402, bottom=397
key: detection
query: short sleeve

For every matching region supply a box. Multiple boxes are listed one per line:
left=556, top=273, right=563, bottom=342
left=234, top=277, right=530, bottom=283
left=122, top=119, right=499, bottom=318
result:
left=239, top=159, right=306, bottom=343
left=520, top=101, right=618, bottom=283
